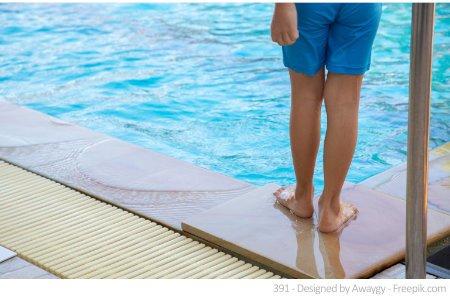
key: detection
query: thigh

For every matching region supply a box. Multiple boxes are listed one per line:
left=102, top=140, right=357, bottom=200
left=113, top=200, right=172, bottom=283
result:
left=282, top=4, right=339, bottom=77
left=289, top=67, right=325, bottom=106
left=326, top=3, right=382, bottom=75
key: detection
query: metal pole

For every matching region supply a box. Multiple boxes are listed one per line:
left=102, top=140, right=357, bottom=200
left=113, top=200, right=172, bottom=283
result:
left=406, top=3, right=435, bottom=279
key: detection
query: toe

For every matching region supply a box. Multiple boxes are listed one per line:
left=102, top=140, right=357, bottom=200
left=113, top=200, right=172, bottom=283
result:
left=340, top=202, right=358, bottom=227
left=343, top=202, right=358, bottom=217
left=273, top=187, right=286, bottom=200
left=279, top=185, right=296, bottom=201
left=275, top=187, right=294, bottom=208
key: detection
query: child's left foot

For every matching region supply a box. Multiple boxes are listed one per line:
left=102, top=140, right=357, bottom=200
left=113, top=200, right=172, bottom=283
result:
left=273, top=185, right=314, bottom=218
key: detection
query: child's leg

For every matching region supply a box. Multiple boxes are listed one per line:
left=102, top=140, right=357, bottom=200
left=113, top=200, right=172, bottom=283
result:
left=290, top=69, right=324, bottom=196
left=316, top=4, right=381, bottom=232
left=274, top=68, right=324, bottom=218
left=318, top=73, right=362, bottom=232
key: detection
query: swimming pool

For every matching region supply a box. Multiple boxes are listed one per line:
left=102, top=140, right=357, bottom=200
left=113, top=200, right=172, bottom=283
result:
left=0, top=3, right=448, bottom=191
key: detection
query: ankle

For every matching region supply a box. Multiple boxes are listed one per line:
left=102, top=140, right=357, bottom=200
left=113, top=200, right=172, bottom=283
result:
left=295, top=188, right=314, bottom=202
left=318, top=194, right=341, bottom=214
left=320, top=187, right=342, bottom=202
left=296, top=182, right=314, bottom=195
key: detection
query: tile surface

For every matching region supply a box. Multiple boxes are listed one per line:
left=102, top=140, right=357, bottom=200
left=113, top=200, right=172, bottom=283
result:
left=182, top=183, right=450, bottom=278
left=0, top=257, right=58, bottom=279
left=0, top=101, right=252, bottom=230
left=0, top=246, right=15, bottom=263
left=361, top=142, right=450, bottom=215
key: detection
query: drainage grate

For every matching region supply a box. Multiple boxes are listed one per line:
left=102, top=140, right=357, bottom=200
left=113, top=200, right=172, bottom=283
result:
left=0, top=161, right=281, bottom=279
left=427, top=245, right=450, bottom=279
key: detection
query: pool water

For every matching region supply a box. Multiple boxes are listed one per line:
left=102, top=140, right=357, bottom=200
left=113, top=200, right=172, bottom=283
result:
left=0, top=3, right=449, bottom=191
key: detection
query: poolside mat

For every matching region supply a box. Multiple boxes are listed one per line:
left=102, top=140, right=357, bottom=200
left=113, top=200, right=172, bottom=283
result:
left=182, top=183, right=450, bottom=279
left=0, top=161, right=280, bottom=279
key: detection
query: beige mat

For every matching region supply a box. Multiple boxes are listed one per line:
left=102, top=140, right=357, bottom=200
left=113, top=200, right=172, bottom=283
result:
left=0, top=161, right=280, bottom=279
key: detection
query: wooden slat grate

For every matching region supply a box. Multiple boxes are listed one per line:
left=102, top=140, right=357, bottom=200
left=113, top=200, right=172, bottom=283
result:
left=0, top=161, right=280, bottom=279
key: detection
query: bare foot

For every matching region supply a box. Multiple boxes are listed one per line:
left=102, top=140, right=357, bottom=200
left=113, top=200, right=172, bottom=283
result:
left=318, top=197, right=358, bottom=233
left=273, top=185, right=314, bottom=218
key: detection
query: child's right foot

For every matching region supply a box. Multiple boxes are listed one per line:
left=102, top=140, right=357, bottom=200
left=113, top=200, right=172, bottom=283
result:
left=318, top=197, right=358, bottom=233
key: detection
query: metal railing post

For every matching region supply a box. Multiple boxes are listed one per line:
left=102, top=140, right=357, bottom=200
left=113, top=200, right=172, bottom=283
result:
left=406, top=3, right=435, bottom=279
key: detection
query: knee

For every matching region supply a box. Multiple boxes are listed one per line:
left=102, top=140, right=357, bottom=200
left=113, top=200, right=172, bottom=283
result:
left=324, top=94, right=359, bottom=111
left=292, top=92, right=324, bottom=107
left=323, top=74, right=362, bottom=108
left=324, top=86, right=360, bottom=110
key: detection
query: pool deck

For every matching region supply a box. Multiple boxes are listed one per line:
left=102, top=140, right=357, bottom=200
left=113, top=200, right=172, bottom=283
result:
left=360, top=142, right=450, bottom=215
left=0, top=100, right=449, bottom=279
left=0, top=100, right=253, bottom=231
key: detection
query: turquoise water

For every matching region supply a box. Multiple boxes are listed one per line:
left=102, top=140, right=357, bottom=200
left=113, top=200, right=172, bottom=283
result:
left=0, top=3, right=449, bottom=190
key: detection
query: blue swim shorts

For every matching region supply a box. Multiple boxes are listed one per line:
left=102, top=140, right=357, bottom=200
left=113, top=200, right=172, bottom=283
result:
left=282, top=3, right=382, bottom=76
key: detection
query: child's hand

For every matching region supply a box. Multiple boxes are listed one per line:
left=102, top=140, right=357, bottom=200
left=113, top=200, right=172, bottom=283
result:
left=271, top=3, right=299, bottom=46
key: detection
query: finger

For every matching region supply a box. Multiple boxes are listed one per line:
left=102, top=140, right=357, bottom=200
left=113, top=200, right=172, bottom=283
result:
left=275, top=33, right=286, bottom=46
left=281, top=32, right=293, bottom=45
left=288, top=29, right=299, bottom=43
left=274, top=33, right=284, bottom=46
left=271, top=30, right=277, bottom=43
left=271, top=31, right=279, bottom=43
